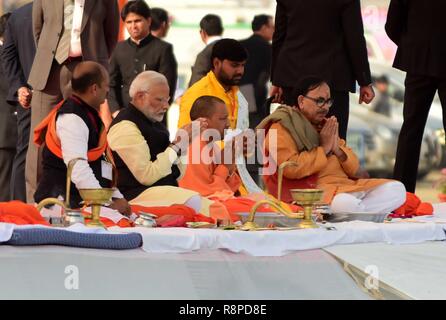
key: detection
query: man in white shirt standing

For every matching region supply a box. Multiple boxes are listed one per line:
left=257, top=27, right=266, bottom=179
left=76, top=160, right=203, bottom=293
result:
left=26, top=0, right=120, bottom=203
left=34, top=61, right=130, bottom=215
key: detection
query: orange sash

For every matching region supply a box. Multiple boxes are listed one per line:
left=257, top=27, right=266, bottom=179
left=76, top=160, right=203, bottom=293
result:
left=391, top=192, right=433, bottom=217
left=33, top=98, right=107, bottom=162
left=0, top=201, right=50, bottom=226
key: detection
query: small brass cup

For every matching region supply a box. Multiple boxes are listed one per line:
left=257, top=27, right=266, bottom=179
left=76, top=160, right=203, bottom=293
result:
left=78, top=188, right=114, bottom=228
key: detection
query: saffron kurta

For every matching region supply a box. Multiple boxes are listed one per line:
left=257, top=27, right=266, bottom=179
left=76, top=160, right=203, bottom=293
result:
left=265, top=122, right=389, bottom=203
left=179, top=140, right=241, bottom=198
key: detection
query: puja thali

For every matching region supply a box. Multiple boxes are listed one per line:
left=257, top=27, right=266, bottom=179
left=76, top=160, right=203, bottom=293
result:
left=238, top=208, right=389, bottom=227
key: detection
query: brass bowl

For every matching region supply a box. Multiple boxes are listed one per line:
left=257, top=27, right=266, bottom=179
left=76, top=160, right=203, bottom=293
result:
left=78, top=188, right=114, bottom=204
left=290, top=189, right=324, bottom=204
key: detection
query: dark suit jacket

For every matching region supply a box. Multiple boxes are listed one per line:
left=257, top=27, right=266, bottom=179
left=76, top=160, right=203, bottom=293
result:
left=240, top=34, right=272, bottom=109
left=28, top=0, right=119, bottom=90
left=188, top=42, right=216, bottom=87
left=386, top=0, right=446, bottom=78
left=0, top=2, right=35, bottom=103
left=0, top=45, right=18, bottom=149
left=272, top=0, right=371, bottom=92
left=108, top=35, right=177, bottom=112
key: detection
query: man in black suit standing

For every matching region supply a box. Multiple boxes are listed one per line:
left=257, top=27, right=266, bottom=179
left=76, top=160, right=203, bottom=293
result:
left=188, top=14, right=223, bottom=87
left=386, top=0, right=446, bottom=192
left=271, top=0, right=375, bottom=140
left=108, top=0, right=177, bottom=113
left=240, top=14, right=274, bottom=129
left=0, top=2, right=35, bottom=202
left=0, top=12, right=18, bottom=202
left=150, top=7, right=171, bottom=39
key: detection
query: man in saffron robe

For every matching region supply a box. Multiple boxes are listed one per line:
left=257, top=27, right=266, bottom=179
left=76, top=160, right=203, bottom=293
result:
left=259, top=76, right=406, bottom=214
left=179, top=95, right=241, bottom=198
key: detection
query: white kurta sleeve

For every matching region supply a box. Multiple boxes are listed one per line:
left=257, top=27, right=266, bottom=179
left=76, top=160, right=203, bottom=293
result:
left=56, top=114, right=124, bottom=199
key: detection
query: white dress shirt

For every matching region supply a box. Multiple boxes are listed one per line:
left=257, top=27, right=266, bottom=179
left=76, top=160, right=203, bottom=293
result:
left=206, top=35, right=222, bottom=45
left=69, top=0, right=85, bottom=57
left=56, top=113, right=123, bottom=199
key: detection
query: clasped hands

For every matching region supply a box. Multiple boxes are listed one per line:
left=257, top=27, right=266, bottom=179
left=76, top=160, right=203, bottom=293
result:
left=319, top=116, right=345, bottom=159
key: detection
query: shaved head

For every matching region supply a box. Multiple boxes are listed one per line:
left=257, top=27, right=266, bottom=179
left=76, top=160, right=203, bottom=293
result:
left=190, top=95, right=229, bottom=137
left=190, top=95, right=226, bottom=120
left=71, top=61, right=108, bottom=94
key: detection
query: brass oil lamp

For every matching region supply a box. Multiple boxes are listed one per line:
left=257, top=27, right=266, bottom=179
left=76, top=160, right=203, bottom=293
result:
left=37, top=158, right=114, bottom=228
left=242, top=161, right=323, bottom=230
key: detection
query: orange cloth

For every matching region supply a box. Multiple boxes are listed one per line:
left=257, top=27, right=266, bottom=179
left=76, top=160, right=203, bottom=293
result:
left=222, top=198, right=286, bottom=214
left=0, top=201, right=50, bottom=226
left=85, top=198, right=303, bottom=228
left=266, top=122, right=390, bottom=204
left=260, top=120, right=318, bottom=203
left=391, top=192, right=433, bottom=218
left=81, top=205, right=216, bottom=228
left=80, top=210, right=134, bottom=228
left=131, top=204, right=215, bottom=223
left=33, top=98, right=107, bottom=161
left=179, top=139, right=241, bottom=197
left=211, top=197, right=301, bottom=222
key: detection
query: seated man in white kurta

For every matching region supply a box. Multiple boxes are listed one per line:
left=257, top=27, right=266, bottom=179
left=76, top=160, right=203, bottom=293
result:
left=34, top=61, right=130, bottom=215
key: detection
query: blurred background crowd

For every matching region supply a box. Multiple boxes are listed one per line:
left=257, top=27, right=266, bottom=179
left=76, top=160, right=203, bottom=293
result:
left=0, top=0, right=442, bottom=202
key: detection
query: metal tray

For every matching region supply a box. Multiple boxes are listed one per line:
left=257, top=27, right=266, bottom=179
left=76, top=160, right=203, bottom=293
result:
left=237, top=210, right=389, bottom=226
left=326, top=212, right=389, bottom=223
left=237, top=212, right=303, bottom=228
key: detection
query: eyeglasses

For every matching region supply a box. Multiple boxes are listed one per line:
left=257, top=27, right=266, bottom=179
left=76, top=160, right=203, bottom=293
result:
left=303, top=95, right=334, bottom=108
left=142, top=91, right=170, bottom=104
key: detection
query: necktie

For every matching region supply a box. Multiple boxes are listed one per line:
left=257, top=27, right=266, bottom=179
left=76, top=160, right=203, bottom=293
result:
left=55, top=0, right=74, bottom=64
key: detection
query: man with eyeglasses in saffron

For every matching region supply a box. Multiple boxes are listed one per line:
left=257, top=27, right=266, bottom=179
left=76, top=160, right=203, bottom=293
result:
left=258, top=76, right=406, bottom=215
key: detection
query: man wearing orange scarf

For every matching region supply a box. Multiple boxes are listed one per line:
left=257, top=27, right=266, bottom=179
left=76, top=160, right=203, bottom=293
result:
left=33, top=62, right=130, bottom=215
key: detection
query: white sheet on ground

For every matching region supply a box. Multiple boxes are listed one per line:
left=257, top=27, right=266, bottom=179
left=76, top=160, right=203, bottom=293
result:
left=111, top=220, right=446, bottom=256
left=0, top=223, right=14, bottom=242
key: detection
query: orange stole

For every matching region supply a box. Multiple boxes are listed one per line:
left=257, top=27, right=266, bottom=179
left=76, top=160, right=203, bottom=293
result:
left=391, top=192, right=433, bottom=218
left=33, top=98, right=107, bottom=161
left=0, top=201, right=50, bottom=226
left=260, top=120, right=318, bottom=203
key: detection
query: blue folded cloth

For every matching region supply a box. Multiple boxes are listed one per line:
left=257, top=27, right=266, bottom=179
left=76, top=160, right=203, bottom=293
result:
left=2, top=228, right=142, bottom=250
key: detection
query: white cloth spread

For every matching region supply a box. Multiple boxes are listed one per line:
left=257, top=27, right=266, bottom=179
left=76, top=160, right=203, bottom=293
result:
left=0, top=224, right=14, bottom=242
left=3, top=204, right=446, bottom=256
left=112, top=218, right=446, bottom=257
